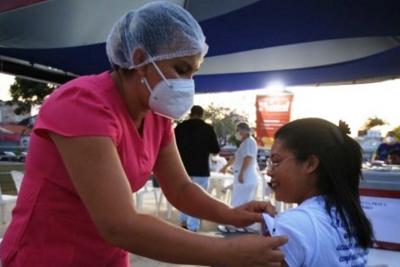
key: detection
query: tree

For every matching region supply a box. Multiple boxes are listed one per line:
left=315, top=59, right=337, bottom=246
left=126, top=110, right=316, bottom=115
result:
left=203, top=104, right=247, bottom=146
left=362, top=116, right=386, bottom=131
left=392, top=125, right=400, bottom=140
left=7, top=77, right=56, bottom=114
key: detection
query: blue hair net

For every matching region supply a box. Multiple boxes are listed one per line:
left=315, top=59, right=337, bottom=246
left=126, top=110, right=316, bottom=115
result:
left=106, top=1, right=208, bottom=69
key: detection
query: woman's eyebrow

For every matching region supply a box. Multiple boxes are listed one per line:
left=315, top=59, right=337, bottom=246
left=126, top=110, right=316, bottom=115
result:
left=178, top=59, right=199, bottom=72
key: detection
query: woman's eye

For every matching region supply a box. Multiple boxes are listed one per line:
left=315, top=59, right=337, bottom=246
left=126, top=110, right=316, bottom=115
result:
left=176, top=68, right=186, bottom=75
left=176, top=66, right=190, bottom=75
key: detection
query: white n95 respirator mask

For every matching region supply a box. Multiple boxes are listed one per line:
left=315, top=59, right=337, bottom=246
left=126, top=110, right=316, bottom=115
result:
left=141, top=60, right=194, bottom=120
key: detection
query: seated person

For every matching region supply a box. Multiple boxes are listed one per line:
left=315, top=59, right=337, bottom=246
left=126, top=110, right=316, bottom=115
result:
left=208, top=154, right=228, bottom=199
left=388, top=148, right=400, bottom=165
left=262, top=118, right=373, bottom=267
left=209, top=154, right=227, bottom=172
left=375, top=131, right=400, bottom=161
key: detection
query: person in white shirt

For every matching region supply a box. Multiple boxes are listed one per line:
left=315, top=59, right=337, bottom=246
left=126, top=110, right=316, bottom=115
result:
left=208, top=155, right=228, bottom=199
left=263, top=118, right=373, bottom=267
left=221, top=122, right=259, bottom=207
left=209, top=154, right=227, bottom=173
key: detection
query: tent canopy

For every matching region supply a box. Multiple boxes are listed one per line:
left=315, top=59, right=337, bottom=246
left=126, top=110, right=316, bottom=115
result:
left=1, top=0, right=400, bottom=92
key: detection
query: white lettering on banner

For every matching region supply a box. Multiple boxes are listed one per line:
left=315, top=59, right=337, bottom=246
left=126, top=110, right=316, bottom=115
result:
left=361, top=196, right=400, bottom=244
left=258, top=100, right=290, bottom=112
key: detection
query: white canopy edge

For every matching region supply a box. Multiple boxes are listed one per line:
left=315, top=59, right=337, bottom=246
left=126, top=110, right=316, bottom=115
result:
left=198, top=37, right=400, bottom=75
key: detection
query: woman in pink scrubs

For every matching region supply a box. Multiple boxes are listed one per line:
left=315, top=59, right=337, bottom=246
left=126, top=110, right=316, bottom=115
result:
left=0, top=2, right=286, bottom=266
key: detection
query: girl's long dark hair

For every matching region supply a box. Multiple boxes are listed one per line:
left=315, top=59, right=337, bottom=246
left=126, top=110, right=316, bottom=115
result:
left=275, top=118, right=373, bottom=248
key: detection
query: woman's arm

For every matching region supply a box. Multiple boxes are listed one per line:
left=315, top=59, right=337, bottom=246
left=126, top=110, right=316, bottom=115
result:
left=220, top=156, right=235, bottom=174
left=50, top=134, right=287, bottom=266
left=238, top=155, right=252, bottom=183
left=154, top=138, right=265, bottom=227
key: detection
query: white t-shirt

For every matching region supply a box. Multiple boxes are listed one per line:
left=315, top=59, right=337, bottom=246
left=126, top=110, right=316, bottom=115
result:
left=232, top=136, right=258, bottom=185
left=263, top=196, right=368, bottom=267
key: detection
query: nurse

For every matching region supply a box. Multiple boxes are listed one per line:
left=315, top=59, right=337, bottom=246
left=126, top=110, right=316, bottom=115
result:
left=221, top=122, right=260, bottom=208
left=0, top=2, right=287, bottom=266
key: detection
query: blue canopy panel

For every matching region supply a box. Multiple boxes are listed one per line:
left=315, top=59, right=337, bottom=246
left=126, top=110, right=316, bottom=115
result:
left=0, top=44, right=108, bottom=75
left=1, top=43, right=400, bottom=92
left=199, top=0, right=400, bottom=56
left=194, top=46, right=400, bottom=93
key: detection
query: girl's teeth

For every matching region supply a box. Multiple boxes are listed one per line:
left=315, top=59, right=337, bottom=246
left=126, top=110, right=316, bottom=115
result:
left=268, top=181, right=278, bottom=189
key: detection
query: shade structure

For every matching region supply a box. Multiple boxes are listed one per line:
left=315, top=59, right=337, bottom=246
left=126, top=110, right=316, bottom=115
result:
left=0, top=0, right=399, bottom=92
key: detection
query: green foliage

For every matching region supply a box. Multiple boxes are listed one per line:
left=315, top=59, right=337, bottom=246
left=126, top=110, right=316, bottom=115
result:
left=362, top=116, right=386, bottom=130
left=203, top=104, right=247, bottom=146
left=7, top=77, right=55, bottom=114
left=392, top=125, right=400, bottom=140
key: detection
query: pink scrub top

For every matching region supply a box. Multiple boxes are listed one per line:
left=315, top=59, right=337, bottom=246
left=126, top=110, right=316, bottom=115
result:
left=0, top=71, right=173, bottom=266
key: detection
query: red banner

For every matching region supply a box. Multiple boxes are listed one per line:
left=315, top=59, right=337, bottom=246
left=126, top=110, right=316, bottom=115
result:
left=256, top=92, right=294, bottom=146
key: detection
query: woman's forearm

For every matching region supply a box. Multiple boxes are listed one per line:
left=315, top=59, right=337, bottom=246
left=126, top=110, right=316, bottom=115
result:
left=239, top=156, right=252, bottom=182
left=110, top=212, right=227, bottom=265
left=170, top=180, right=237, bottom=225
left=226, top=156, right=235, bottom=167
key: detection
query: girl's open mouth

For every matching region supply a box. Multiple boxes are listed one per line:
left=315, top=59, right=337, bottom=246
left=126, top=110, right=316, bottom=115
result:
left=268, top=180, right=279, bottom=190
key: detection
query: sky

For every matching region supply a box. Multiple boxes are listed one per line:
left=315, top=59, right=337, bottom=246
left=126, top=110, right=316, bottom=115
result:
left=1, top=72, right=399, bottom=136
left=0, top=73, right=15, bottom=100
left=194, top=78, right=400, bottom=137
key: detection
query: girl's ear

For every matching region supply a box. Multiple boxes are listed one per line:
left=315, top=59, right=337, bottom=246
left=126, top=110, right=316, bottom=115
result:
left=304, top=154, right=319, bottom=174
left=132, top=49, right=148, bottom=76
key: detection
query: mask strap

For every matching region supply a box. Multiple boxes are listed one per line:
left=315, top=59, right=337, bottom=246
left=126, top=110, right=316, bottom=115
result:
left=150, top=60, right=172, bottom=87
left=141, top=77, right=152, bottom=94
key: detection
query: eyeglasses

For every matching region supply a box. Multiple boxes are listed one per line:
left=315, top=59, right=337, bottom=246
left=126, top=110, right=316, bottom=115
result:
left=266, top=157, right=295, bottom=172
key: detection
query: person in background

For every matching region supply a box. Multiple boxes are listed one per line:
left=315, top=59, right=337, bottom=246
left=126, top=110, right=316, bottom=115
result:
left=221, top=122, right=260, bottom=207
left=208, top=154, right=228, bottom=199
left=375, top=131, right=400, bottom=161
left=263, top=118, right=373, bottom=266
left=209, top=154, right=228, bottom=173
left=219, top=122, right=260, bottom=233
left=388, top=148, right=400, bottom=165
left=175, top=105, right=220, bottom=231
left=0, top=2, right=287, bottom=266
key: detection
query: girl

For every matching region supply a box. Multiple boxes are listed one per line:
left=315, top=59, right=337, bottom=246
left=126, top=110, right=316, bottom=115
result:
left=263, top=118, right=373, bottom=266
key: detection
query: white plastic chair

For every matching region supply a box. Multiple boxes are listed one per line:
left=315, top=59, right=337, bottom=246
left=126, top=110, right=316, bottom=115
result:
left=0, top=185, right=17, bottom=224
left=134, top=180, right=160, bottom=212
left=155, top=192, right=174, bottom=219
left=0, top=171, right=24, bottom=224
left=10, top=170, right=24, bottom=193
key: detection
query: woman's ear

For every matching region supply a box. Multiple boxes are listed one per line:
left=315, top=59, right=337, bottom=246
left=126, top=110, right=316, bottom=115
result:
left=132, top=49, right=148, bottom=76
left=304, top=155, right=319, bottom=174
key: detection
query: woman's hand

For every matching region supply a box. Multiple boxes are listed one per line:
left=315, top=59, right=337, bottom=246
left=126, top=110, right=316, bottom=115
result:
left=220, top=165, right=228, bottom=174
left=229, top=201, right=276, bottom=227
left=223, top=235, right=287, bottom=267
left=238, top=172, right=244, bottom=183
left=263, top=202, right=277, bottom=217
